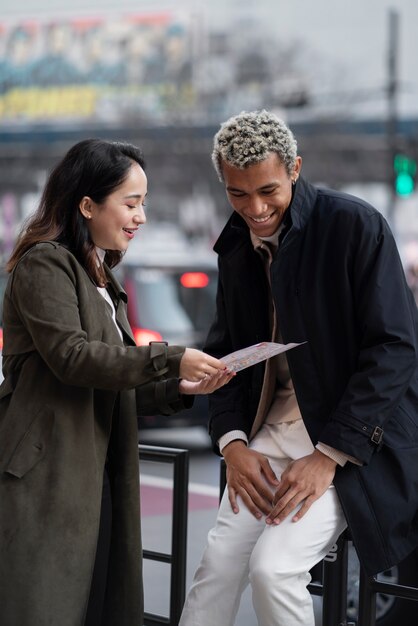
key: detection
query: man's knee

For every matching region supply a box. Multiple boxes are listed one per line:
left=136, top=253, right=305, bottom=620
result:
left=249, top=553, right=311, bottom=592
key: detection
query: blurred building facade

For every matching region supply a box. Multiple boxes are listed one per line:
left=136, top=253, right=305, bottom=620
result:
left=0, top=2, right=417, bottom=277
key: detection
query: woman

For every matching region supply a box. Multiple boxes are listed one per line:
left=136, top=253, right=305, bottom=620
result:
left=0, top=138, right=232, bottom=626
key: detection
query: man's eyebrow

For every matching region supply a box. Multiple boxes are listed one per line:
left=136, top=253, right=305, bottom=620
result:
left=258, top=182, right=280, bottom=190
left=226, top=185, right=245, bottom=192
left=227, top=182, right=280, bottom=193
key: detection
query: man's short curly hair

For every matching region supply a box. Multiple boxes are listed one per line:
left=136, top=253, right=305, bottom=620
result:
left=212, top=110, right=298, bottom=181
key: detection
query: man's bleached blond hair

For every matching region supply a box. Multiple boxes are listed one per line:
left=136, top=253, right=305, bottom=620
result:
left=212, top=110, right=298, bottom=181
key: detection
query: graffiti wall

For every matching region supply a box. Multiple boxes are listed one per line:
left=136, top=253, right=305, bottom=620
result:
left=0, top=13, right=195, bottom=123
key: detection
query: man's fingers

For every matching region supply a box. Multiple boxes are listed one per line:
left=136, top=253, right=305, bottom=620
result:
left=240, top=493, right=264, bottom=519
left=261, top=460, right=280, bottom=486
left=243, top=482, right=273, bottom=516
left=292, top=496, right=315, bottom=522
left=234, top=486, right=265, bottom=519
left=233, top=476, right=274, bottom=516
left=227, top=486, right=239, bottom=514
left=267, top=487, right=302, bottom=524
left=268, top=489, right=318, bottom=524
left=272, top=480, right=290, bottom=501
left=224, top=449, right=279, bottom=519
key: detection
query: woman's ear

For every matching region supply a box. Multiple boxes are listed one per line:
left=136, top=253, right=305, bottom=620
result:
left=79, top=196, right=93, bottom=220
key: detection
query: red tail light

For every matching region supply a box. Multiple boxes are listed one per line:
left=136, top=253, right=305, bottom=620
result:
left=180, top=272, right=209, bottom=288
left=0, top=328, right=3, bottom=350
left=133, top=327, right=163, bottom=346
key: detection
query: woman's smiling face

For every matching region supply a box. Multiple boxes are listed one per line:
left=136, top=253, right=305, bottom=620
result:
left=80, top=162, right=148, bottom=251
left=222, top=152, right=301, bottom=237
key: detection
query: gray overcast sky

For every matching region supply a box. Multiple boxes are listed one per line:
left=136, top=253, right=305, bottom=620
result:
left=0, top=0, right=417, bottom=117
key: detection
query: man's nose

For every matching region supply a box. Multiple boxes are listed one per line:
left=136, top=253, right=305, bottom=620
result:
left=248, top=195, right=266, bottom=215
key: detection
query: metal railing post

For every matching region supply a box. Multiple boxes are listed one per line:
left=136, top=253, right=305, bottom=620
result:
left=139, top=444, right=189, bottom=626
left=357, top=569, right=377, bottom=626
left=170, top=448, right=189, bottom=624
left=321, top=531, right=350, bottom=626
left=357, top=564, right=418, bottom=626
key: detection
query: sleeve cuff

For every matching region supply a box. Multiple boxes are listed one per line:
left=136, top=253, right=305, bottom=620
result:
left=316, top=442, right=363, bottom=467
left=149, top=342, right=185, bottom=379
left=155, top=378, right=194, bottom=414
left=218, top=430, right=248, bottom=455
left=136, top=378, right=193, bottom=417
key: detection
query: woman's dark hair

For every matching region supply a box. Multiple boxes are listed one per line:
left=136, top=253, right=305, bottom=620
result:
left=7, top=138, right=146, bottom=285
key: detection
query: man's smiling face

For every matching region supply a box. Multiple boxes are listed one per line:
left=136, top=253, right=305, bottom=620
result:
left=222, top=152, right=301, bottom=237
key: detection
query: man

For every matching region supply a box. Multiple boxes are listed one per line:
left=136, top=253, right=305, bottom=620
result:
left=179, top=110, right=418, bottom=626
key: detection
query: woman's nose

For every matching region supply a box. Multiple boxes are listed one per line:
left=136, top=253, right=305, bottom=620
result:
left=133, top=206, right=146, bottom=224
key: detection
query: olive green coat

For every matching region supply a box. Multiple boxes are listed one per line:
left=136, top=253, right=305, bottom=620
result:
left=0, top=242, right=187, bottom=626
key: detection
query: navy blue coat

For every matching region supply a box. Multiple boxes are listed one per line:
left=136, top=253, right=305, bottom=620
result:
left=205, top=177, right=418, bottom=576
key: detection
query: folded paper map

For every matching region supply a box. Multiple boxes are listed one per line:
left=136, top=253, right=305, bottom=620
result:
left=222, top=341, right=306, bottom=373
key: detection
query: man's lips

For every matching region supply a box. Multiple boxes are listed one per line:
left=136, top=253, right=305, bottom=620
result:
left=247, top=212, right=274, bottom=223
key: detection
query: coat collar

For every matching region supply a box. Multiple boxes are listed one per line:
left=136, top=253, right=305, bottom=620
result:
left=104, top=265, right=135, bottom=344
left=104, top=264, right=128, bottom=305
left=213, top=176, right=318, bottom=258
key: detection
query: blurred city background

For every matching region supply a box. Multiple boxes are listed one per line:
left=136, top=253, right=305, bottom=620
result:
left=1, top=2, right=418, bottom=624
left=0, top=0, right=417, bottom=288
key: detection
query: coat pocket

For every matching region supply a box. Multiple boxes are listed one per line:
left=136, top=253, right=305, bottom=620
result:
left=4, top=407, right=55, bottom=478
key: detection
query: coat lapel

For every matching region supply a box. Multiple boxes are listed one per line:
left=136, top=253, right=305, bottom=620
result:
left=104, top=266, right=136, bottom=345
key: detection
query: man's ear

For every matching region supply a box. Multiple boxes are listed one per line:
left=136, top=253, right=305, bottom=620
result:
left=293, top=156, right=302, bottom=182
left=79, top=196, right=93, bottom=220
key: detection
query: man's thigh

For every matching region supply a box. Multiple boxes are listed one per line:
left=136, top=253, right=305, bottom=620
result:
left=249, top=484, right=347, bottom=575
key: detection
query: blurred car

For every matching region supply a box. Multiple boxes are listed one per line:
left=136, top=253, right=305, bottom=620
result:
left=120, top=253, right=217, bottom=350
left=116, top=225, right=218, bottom=430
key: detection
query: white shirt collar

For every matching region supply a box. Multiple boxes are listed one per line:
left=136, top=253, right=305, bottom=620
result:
left=250, top=222, right=285, bottom=251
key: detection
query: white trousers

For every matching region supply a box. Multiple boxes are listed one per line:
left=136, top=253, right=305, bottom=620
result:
left=179, top=421, right=347, bottom=626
